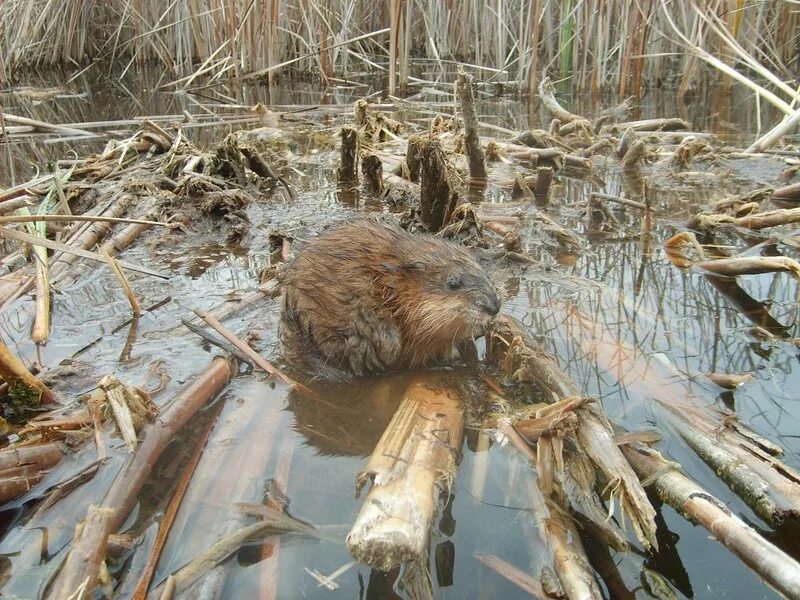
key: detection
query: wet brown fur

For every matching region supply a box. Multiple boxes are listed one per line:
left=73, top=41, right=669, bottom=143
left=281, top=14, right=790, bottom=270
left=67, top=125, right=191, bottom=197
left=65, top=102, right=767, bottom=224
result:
left=279, top=218, right=500, bottom=379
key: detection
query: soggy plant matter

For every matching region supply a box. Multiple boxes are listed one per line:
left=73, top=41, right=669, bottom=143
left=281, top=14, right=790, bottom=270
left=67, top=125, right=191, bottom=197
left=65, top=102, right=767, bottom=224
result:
left=0, top=66, right=798, bottom=600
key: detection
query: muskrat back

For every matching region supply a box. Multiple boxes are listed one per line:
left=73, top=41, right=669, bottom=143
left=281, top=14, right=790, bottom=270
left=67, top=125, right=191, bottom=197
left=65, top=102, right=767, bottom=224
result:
left=279, top=218, right=500, bottom=378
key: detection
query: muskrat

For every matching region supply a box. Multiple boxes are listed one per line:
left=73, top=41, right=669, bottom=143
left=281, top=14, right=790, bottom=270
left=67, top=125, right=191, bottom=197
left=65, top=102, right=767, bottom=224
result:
left=279, top=218, right=500, bottom=379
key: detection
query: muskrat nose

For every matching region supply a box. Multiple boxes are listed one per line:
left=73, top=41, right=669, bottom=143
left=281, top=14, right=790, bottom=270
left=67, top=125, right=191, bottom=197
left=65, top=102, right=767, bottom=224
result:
left=481, top=292, right=501, bottom=316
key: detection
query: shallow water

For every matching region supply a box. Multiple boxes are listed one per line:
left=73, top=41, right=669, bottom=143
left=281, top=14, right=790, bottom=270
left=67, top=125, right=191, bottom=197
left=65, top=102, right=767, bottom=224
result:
left=0, top=67, right=798, bottom=599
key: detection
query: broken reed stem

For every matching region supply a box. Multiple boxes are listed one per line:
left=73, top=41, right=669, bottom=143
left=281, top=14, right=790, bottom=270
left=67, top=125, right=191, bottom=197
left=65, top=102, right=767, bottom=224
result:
left=693, top=256, right=800, bottom=279
left=0, top=214, right=169, bottom=227
left=53, top=355, right=234, bottom=594
left=192, top=309, right=304, bottom=392
left=31, top=250, right=50, bottom=344
left=163, top=509, right=316, bottom=596
left=361, top=153, right=383, bottom=194
left=533, top=166, right=553, bottom=204
left=337, top=127, right=359, bottom=184
left=131, top=400, right=225, bottom=600
left=455, top=70, right=487, bottom=182
left=589, top=192, right=647, bottom=211
left=420, top=138, right=458, bottom=232
left=101, top=249, right=141, bottom=316
left=347, top=377, right=464, bottom=571
left=158, top=576, right=176, bottom=600
left=48, top=505, right=115, bottom=600
left=538, top=77, right=590, bottom=126
left=25, top=359, right=236, bottom=599
left=0, top=442, right=63, bottom=470
left=0, top=227, right=168, bottom=279
left=501, top=423, right=603, bottom=599
left=473, top=552, right=545, bottom=598
left=621, top=444, right=800, bottom=599
left=0, top=339, right=55, bottom=405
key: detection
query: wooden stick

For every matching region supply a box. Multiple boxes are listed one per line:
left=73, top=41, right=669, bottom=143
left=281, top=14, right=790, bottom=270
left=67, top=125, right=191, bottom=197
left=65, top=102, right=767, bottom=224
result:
left=746, top=106, right=800, bottom=153
left=102, top=357, right=234, bottom=532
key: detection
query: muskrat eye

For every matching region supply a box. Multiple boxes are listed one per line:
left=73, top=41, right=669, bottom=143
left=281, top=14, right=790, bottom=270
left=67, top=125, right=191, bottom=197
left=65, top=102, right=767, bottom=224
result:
left=446, top=275, right=463, bottom=290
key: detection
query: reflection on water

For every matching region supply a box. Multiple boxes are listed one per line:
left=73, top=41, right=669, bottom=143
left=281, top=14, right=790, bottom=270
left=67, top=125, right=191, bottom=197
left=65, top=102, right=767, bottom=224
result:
left=0, top=67, right=797, bottom=599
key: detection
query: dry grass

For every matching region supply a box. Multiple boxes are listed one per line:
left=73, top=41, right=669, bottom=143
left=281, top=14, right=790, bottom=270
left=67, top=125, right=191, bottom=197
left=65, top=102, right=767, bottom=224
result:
left=0, top=0, right=798, bottom=96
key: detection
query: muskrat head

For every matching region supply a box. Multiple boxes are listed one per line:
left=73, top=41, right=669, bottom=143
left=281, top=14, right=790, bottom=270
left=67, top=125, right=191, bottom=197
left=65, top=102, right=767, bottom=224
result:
left=393, top=249, right=501, bottom=354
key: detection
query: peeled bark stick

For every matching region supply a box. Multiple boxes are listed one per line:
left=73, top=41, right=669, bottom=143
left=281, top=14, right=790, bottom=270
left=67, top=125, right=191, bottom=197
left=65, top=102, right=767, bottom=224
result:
left=746, top=106, right=800, bottom=153
left=337, top=126, right=359, bottom=184
left=0, top=196, right=35, bottom=215
left=361, top=153, right=383, bottom=194
left=570, top=314, right=800, bottom=529
left=131, top=400, right=224, bottom=600
left=0, top=214, right=168, bottom=227
left=0, top=227, right=168, bottom=279
left=0, top=173, right=55, bottom=202
left=455, top=71, right=487, bottom=181
left=347, top=377, right=464, bottom=571
left=420, top=139, right=459, bottom=232
left=621, top=443, right=800, bottom=600
left=484, top=141, right=592, bottom=174
left=48, top=505, right=115, bottom=600
left=0, top=338, right=55, bottom=405
left=538, top=77, right=591, bottom=126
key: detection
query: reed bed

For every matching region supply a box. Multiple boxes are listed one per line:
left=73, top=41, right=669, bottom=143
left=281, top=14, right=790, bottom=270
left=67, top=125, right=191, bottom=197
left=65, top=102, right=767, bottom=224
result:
left=1, top=0, right=798, bottom=96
